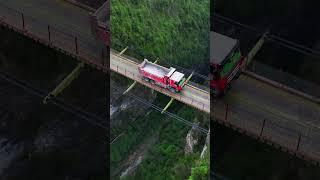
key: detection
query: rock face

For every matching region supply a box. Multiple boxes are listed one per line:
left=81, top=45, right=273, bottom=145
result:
left=184, top=123, right=200, bottom=154
left=201, top=129, right=210, bottom=159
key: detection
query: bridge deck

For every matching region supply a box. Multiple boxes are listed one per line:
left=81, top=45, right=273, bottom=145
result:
left=0, top=0, right=107, bottom=70
left=213, top=74, right=320, bottom=163
left=111, top=51, right=210, bottom=113
left=0, top=0, right=92, bottom=38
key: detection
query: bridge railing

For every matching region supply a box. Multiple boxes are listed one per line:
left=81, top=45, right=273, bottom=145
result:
left=0, top=3, right=108, bottom=69
left=212, top=99, right=320, bottom=164
left=249, top=61, right=320, bottom=99
left=111, top=39, right=210, bottom=84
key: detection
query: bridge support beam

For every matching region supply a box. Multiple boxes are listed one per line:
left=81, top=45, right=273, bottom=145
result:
left=123, top=59, right=159, bottom=95
left=43, top=62, right=84, bottom=103
left=244, top=31, right=268, bottom=68
left=123, top=81, right=137, bottom=95
left=183, top=71, right=194, bottom=87
left=161, top=98, right=174, bottom=114
left=118, top=46, right=128, bottom=56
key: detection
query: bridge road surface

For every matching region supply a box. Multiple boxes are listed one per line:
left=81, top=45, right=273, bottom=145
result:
left=0, top=0, right=93, bottom=39
left=213, top=74, right=320, bottom=163
left=110, top=51, right=210, bottom=113
left=0, top=0, right=107, bottom=70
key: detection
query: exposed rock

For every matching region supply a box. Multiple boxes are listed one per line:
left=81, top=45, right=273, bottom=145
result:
left=201, top=129, right=210, bottom=159
left=184, top=123, right=200, bottom=154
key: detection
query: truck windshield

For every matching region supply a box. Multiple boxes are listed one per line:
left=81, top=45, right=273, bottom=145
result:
left=220, top=50, right=241, bottom=77
left=178, top=77, right=186, bottom=87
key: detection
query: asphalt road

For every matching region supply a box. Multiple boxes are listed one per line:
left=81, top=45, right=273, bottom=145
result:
left=0, top=0, right=107, bottom=69
left=0, top=0, right=93, bottom=39
left=213, top=74, right=320, bottom=162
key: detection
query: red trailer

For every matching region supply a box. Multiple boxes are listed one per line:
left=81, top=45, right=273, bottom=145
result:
left=210, top=31, right=244, bottom=96
left=138, top=59, right=186, bottom=93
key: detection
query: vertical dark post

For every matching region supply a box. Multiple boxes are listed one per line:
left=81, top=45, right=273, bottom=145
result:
left=260, top=119, right=266, bottom=136
left=296, top=133, right=302, bottom=151
left=21, top=13, right=25, bottom=29
left=48, top=25, right=51, bottom=43
left=101, top=48, right=105, bottom=67
left=75, top=37, right=78, bottom=54
left=225, top=104, right=229, bottom=121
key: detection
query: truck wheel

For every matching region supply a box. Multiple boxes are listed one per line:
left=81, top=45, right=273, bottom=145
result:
left=169, top=88, right=176, bottom=93
left=142, top=77, right=149, bottom=82
left=150, top=80, right=155, bottom=84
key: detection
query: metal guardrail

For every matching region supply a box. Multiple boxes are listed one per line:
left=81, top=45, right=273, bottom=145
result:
left=111, top=39, right=210, bottom=82
left=212, top=97, right=320, bottom=165
left=0, top=3, right=108, bottom=71
left=249, top=61, right=320, bottom=100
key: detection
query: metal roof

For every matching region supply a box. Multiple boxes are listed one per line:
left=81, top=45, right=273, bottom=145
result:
left=210, top=31, right=238, bottom=65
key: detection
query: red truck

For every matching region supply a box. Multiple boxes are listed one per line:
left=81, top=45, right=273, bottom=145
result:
left=138, top=59, right=186, bottom=93
left=90, top=1, right=109, bottom=46
left=210, top=31, right=244, bottom=96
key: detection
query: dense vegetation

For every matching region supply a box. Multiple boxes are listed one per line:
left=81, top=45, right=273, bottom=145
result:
left=111, top=0, right=209, bottom=67
left=110, top=90, right=209, bottom=179
left=110, top=1, right=210, bottom=179
left=119, top=105, right=209, bottom=180
left=110, top=106, right=164, bottom=175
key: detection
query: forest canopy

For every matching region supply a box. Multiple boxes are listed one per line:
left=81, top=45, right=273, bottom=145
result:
left=111, top=0, right=209, bottom=67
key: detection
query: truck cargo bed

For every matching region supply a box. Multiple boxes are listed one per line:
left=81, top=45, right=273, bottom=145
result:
left=139, top=60, right=170, bottom=78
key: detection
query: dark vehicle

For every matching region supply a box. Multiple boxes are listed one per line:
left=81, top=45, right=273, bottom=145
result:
left=90, top=0, right=109, bottom=46
left=210, top=31, right=244, bottom=96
